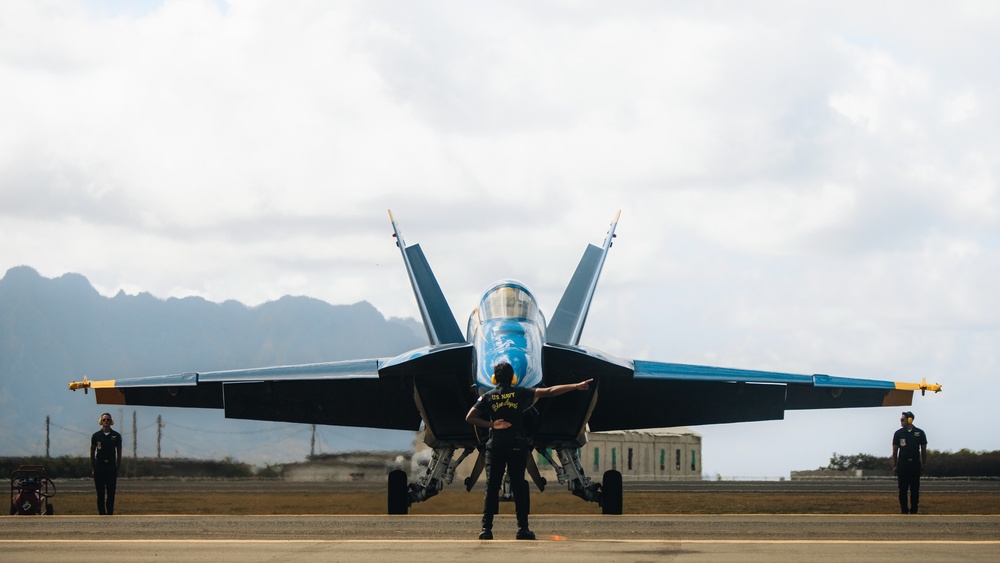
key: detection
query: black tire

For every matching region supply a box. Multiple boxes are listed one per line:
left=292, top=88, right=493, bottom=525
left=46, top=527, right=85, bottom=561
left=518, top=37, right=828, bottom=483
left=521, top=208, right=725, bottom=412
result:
left=601, top=469, right=623, bottom=515
left=45, top=504, right=54, bottom=515
left=387, top=469, right=408, bottom=515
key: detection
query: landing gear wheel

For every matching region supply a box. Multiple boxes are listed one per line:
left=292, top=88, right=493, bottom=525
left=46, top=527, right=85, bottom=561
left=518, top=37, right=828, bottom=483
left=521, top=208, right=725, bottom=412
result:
left=601, top=469, right=622, bottom=515
left=45, top=504, right=54, bottom=515
left=387, top=469, right=408, bottom=515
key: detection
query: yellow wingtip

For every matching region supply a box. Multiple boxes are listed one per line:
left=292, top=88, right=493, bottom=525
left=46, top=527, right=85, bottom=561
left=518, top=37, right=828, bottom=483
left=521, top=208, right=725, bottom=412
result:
left=68, top=376, right=90, bottom=392
left=68, top=376, right=117, bottom=393
left=895, top=378, right=942, bottom=394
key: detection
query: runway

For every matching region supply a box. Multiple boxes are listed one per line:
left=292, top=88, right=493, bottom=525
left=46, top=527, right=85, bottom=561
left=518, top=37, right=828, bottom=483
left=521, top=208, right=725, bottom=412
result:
left=3, top=514, right=999, bottom=562
left=48, top=476, right=1000, bottom=493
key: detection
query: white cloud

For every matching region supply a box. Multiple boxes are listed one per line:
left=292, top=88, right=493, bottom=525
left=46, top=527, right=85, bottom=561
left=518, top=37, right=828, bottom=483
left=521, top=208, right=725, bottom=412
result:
left=943, top=91, right=979, bottom=124
left=3, top=1, right=999, bottom=477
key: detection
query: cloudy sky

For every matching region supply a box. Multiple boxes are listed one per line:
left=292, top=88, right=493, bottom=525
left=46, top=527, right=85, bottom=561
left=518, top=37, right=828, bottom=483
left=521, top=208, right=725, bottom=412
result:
left=3, top=0, right=997, bottom=478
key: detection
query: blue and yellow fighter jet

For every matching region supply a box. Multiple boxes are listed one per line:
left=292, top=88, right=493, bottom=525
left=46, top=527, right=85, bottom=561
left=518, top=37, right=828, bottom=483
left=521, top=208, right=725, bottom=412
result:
left=69, top=211, right=941, bottom=513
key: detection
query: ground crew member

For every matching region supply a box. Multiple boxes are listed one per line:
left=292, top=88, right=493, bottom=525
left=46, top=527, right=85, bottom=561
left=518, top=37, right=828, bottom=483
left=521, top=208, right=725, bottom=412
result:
left=892, top=410, right=928, bottom=514
left=91, top=412, right=123, bottom=515
left=466, top=361, right=592, bottom=540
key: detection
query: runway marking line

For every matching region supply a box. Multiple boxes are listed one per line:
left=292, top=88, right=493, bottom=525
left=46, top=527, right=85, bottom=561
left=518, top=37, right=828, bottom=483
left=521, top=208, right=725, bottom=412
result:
left=10, top=513, right=1000, bottom=518
left=2, top=540, right=998, bottom=545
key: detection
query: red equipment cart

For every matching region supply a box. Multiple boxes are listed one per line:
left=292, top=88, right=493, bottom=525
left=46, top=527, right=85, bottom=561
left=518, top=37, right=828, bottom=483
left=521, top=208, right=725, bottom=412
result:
left=9, top=465, right=56, bottom=515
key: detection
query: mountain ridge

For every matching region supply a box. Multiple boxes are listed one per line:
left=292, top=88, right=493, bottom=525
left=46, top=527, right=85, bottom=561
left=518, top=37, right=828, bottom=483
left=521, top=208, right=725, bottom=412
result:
left=0, top=266, right=426, bottom=464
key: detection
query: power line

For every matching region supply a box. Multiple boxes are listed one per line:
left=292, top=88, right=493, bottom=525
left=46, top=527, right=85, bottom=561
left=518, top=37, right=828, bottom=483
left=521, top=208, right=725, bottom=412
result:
left=48, top=422, right=90, bottom=436
left=163, top=420, right=296, bottom=435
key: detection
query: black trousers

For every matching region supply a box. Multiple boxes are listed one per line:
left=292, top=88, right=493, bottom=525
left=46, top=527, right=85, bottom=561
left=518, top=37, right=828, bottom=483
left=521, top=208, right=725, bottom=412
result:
left=897, top=463, right=921, bottom=514
left=94, top=464, right=118, bottom=515
left=482, top=444, right=530, bottom=530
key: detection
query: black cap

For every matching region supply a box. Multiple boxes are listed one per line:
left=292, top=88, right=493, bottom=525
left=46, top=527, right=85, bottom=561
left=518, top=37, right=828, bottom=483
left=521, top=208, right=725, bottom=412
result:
left=902, top=411, right=914, bottom=420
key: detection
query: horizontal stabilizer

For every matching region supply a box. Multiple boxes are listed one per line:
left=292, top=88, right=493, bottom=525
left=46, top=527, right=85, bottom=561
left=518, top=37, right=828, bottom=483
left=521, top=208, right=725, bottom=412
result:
left=534, top=343, right=631, bottom=444
left=380, top=343, right=477, bottom=444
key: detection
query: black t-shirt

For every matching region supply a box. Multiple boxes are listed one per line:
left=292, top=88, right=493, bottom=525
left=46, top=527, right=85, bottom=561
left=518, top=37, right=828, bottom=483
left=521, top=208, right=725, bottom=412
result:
left=91, top=430, right=122, bottom=468
left=893, top=426, right=927, bottom=465
left=472, top=386, right=536, bottom=448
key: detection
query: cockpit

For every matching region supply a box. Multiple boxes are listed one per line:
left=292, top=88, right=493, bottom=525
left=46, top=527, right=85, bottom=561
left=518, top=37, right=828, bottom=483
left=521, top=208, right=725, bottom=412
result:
left=468, top=280, right=546, bottom=390
left=478, top=281, right=540, bottom=321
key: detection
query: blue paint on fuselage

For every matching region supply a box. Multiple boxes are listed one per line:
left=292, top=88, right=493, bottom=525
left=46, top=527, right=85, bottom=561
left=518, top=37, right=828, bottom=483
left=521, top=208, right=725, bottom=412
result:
left=467, top=280, right=546, bottom=393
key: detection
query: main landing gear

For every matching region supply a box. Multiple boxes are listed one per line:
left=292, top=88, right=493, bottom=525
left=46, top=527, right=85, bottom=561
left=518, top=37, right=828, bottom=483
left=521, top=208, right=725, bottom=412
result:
left=387, top=445, right=623, bottom=515
left=536, top=447, right=622, bottom=515
left=387, top=446, right=475, bottom=515
left=601, top=469, right=623, bottom=515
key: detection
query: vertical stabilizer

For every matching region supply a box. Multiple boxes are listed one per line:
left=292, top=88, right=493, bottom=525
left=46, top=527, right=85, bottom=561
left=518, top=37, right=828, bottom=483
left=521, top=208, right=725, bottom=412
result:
left=546, top=211, right=620, bottom=345
left=389, top=210, right=464, bottom=345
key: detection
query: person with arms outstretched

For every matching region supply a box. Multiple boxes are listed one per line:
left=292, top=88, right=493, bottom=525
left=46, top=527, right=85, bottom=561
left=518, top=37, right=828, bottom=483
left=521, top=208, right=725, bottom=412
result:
left=466, top=361, right=592, bottom=540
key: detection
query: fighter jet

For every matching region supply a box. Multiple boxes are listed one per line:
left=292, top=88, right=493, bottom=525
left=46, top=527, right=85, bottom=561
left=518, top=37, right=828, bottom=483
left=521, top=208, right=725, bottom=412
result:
left=70, top=211, right=941, bottom=513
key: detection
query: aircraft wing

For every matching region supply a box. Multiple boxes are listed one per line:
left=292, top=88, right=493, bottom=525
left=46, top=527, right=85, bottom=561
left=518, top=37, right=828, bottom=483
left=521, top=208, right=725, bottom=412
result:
left=535, top=343, right=941, bottom=436
left=593, top=358, right=941, bottom=431
left=69, top=358, right=423, bottom=431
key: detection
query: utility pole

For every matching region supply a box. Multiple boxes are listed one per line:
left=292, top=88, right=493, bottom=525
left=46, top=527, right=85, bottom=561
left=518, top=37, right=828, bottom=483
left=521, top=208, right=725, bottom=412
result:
left=45, top=416, right=50, bottom=458
left=132, top=411, right=137, bottom=459
left=156, top=415, right=163, bottom=458
left=310, top=424, right=316, bottom=458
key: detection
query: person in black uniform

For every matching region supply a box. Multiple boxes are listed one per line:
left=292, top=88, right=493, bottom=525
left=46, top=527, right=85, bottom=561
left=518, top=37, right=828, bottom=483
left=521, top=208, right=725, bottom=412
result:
left=91, top=412, right=123, bottom=515
left=465, top=361, right=592, bottom=540
left=892, top=410, right=928, bottom=514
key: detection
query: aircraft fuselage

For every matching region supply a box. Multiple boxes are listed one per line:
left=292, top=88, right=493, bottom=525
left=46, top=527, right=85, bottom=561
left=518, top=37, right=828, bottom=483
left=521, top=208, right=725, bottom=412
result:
left=467, top=280, right=546, bottom=392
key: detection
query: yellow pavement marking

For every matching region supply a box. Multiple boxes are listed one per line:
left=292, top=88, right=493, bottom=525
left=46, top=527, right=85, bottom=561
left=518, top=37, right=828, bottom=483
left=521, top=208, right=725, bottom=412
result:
left=2, top=539, right=998, bottom=545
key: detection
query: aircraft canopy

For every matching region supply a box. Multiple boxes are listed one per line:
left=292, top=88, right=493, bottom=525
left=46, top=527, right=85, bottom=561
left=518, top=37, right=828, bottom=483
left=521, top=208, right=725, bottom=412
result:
left=479, top=282, right=539, bottom=321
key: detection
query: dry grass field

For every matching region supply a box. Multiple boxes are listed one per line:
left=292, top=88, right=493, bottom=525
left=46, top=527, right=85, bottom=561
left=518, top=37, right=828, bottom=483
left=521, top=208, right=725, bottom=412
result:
left=44, top=489, right=1000, bottom=516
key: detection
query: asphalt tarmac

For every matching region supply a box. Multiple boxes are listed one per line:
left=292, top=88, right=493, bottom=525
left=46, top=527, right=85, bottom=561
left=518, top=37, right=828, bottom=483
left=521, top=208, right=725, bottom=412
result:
left=48, top=476, right=1000, bottom=493
left=3, top=514, right=999, bottom=562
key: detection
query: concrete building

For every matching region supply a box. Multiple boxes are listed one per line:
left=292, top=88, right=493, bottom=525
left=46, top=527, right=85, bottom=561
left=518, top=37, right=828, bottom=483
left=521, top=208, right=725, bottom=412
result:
left=413, top=427, right=703, bottom=482
left=571, top=428, right=702, bottom=481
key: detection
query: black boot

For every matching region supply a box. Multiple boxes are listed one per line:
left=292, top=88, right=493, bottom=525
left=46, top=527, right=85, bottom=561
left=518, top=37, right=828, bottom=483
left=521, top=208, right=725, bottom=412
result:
left=479, top=513, right=493, bottom=540
left=513, top=480, right=533, bottom=540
